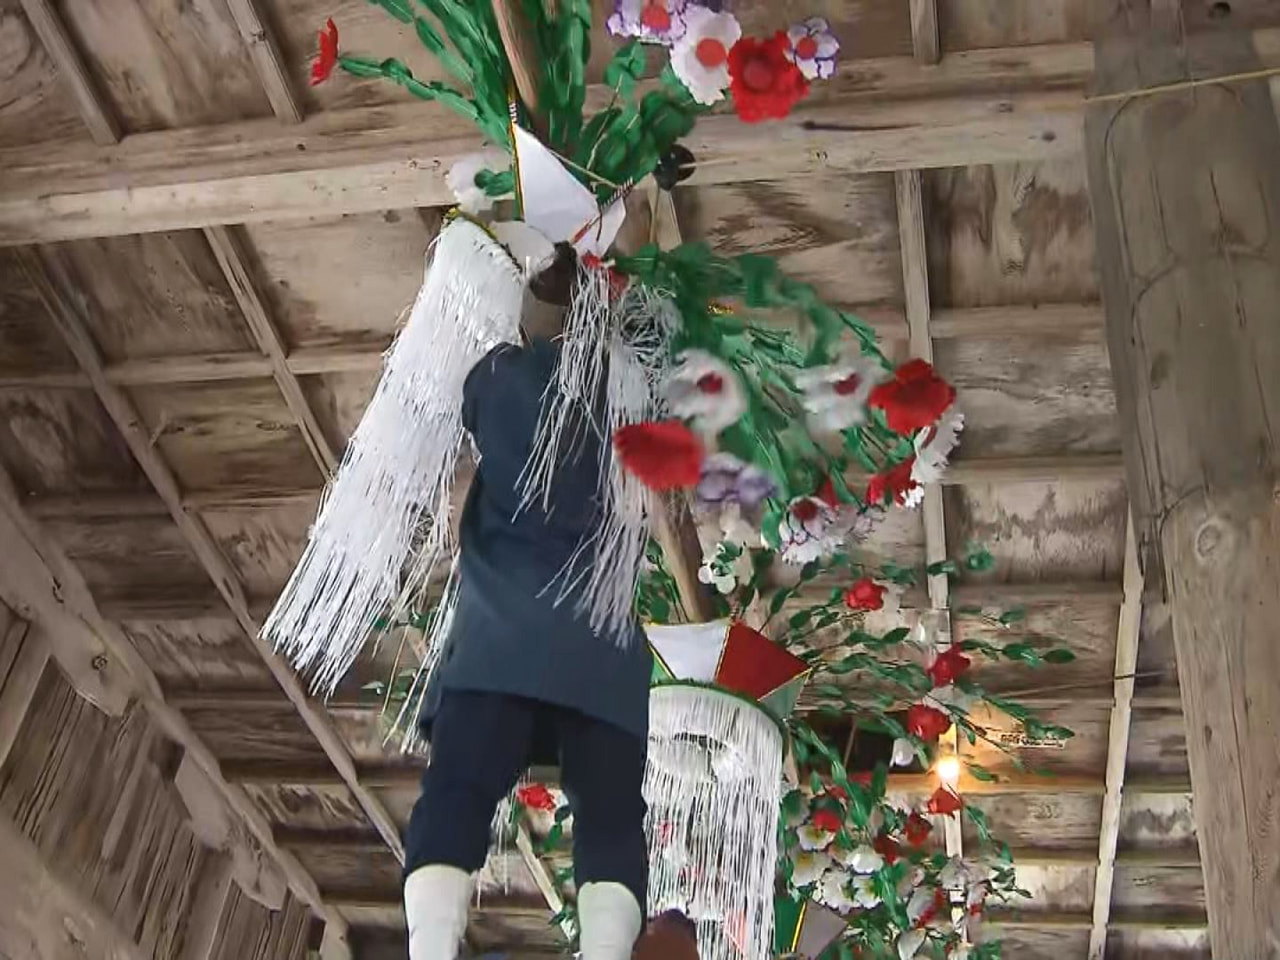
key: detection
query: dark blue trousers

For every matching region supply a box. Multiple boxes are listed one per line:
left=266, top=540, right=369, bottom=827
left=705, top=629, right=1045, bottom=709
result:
left=405, top=689, right=649, bottom=909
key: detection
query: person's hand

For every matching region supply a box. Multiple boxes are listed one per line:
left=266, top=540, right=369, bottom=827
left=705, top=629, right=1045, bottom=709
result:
left=632, top=910, right=698, bottom=960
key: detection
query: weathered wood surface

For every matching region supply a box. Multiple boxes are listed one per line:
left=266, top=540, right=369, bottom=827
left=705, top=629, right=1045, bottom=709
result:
left=0, top=614, right=46, bottom=770
left=222, top=0, right=302, bottom=123
left=15, top=0, right=119, bottom=144
left=0, top=0, right=92, bottom=147
left=1087, top=8, right=1280, bottom=954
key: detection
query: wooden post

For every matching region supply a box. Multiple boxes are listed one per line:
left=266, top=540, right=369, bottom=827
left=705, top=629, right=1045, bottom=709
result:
left=1085, top=6, right=1280, bottom=953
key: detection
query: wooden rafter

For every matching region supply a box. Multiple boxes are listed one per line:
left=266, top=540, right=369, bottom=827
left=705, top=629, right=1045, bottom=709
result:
left=909, top=0, right=940, bottom=65
left=223, top=0, right=304, bottom=124
left=16, top=247, right=406, bottom=866
left=0, top=462, right=342, bottom=934
left=0, top=617, right=47, bottom=770
left=1088, top=516, right=1144, bottom=958
left=16, top=0, right=120, bottom=145
left=204, top=225, right=337, bottom=476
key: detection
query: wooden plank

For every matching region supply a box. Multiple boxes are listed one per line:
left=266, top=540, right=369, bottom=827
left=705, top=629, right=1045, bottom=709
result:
left=1086, top=11, right=1280, bottom=954
left=179, top=853, right=237, bottom=960
left=221, top=0, right=302, bottom=123
left=1089, top=516, right=1143, bottom=959
left=930, top=303, right=1102, bottom=339
left=0, top=617, right=46, bottom=769
left=0, top=459, right=342, bottom=933
left=909, top=0, right=940, bottom=64
left=17, top=247, right=405, bottom=865
left=15, top=0, right=120, bottom=144
left=204, top=225, right=336, bottom=475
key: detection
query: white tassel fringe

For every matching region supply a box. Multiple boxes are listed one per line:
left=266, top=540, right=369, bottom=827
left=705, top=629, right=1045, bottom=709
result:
left=262, top=218, right=524, bottom=694
left=644, top=685, right=784, bottom=960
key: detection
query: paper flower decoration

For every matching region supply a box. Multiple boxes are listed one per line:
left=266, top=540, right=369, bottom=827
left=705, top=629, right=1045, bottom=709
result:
left=795, top=356, right=887, bottom=432
left=670, top=6, right=741, bottom=105
left=695, top=453, right=777, bottom=510
left=869, top=359, right=957, bottom=434
left=728, top=32, right=810, bottom=122
left=445, top=149, right=509, bottom=214
left=927, top=647, right=972, bottom=688
left=798, top=823, right=836, bottom=851
left=912, top=407, right=965, bottom=485
left=607, top=0, right=689, bottom=43
left=927, top=786, right=964, bottom=817
left=791, top=850, right=831, bottom=887
left=664, top=349, right=748, bottom=434
left=811, top=808, right=842, bottom=834
left=907, top=703, right=952, bottom=742
left=816, top=869, right=856, bottom=913
left=891, top=737, right=917, bottom=769
left=777, top=496, right=841, bottom=565
left=614, top=420, right=704, bottom=490
left=897, top=929, right=927, bottom=960
left=840, top=845, right=884, bottom=874
left=852, top=874, right=882, bottom=910
left=785, top=17, right=840, bottom=80
left=844, top=577, right=887, bottom=611
left=867, top=458, right=921, bottom=508
left=516, top=782, right=557, bottom=812
left=310, top=18, right=339, bottom=85
left=698, top=542, right=752, bottom=594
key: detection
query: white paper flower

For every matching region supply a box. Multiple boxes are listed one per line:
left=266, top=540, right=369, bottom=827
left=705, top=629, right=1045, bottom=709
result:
left=785, top=17, right=841, bottom=81
left=778, top=496, right=842, bottom=565
left=852, top=875, right=882, bottom=910
left=928, top=683, right=979, bottom=714
left=791, top=850, right=832, bottom=887
left=906, top=886, right=939, bottom=926
left=664, top=349, right=748, bottom=434
left=446, top=148, right=509, bottom=213
left=891, top=736, right=917, bottom=768
left=896, top=929, right=927, bottom=960
left=795, top=355, right=887, bottom=432
left=967, top=879, right=989, bottom=912
left=816, top=868, right=856, bottom=913
left=698, top=542, right=753, bottom=594
left=911, top=408, right=965, bottom=486
left=607, top=0, right=688, bottom=44
left=844, top=845, right=884, bottom=874
left=939, top=857, right=970, bottom=891
left=670, top=6, right=741, bottom=105
left=797, top=824, right=836, bottom=852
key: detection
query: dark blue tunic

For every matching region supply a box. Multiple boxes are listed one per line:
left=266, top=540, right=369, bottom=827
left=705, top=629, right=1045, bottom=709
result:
left=422, top=340, right=652, bottom=741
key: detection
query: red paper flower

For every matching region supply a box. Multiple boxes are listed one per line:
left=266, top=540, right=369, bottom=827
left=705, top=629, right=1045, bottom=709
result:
left=844, top=576, right=886, bottom=611
left=927, top=785, right=963, bottom=817
left=866, top=457, right=919, bottom=507
left=816, top=476, right=840, bottom=509
left=727, top=32, right=810, bottom=123
left=850, top=771, right=872, bottom=786
left=516, top=783, right=556, bottom=813
left=907, top=703, right=951, bottom=742
left=915, top=888, right=949, bottom=928
left=903, top=811, right=932, bottom=847
left=811, top=808, right=842, bottom=834
left=868, top=359, right=956, bottom=435
left=927, top=647, right=971, bottom=688
left=825, top=783, right=849, bottom=801
left=310, top=19, right=339, bottom=86
left=614, top=421, right=704, bottom=490
left=872, top=832, right=900, bottom=865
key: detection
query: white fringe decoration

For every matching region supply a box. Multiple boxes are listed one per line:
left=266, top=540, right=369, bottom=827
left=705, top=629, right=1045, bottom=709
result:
left=644, top=685, right=784, bottom=960
left=262, top=218, right=524, bottom=694
left=521, top=271, right=677, bottom=641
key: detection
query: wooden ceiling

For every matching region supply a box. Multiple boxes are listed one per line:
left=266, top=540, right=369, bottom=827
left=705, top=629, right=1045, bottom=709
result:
left=4, top=0, right=1278, bottom=957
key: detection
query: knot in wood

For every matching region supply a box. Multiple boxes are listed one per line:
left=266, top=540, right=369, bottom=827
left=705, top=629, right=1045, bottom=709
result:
left=91, top=653, right=108, bottom=671
left=1194, top=518, right=1231, bottom=563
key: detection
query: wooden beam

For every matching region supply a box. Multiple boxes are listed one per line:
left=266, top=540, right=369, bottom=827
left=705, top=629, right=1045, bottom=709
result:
left=179, top=853, right=237, bottom=960
left=515, top=824, right=572, bottom=939
left=909, top=0, right=940, bottom=64
left=0, top=617, right=48, bottom=770
left=17, top=247, right=406, bottom=865
left=0, top=461, right=342, bottom=933
left=204, top=225, right=337, bottom=475
left=985, top=909, right=1208, bottom=931
left=930, top=303, right=1103, bottom=339
left=1088, top=516, right=1143, bottom=959
left=16, top=0, right=121, bottom=145
left=222, top=0, right=303, bottom=123
left=1086, top=11, right=1280, bottom=953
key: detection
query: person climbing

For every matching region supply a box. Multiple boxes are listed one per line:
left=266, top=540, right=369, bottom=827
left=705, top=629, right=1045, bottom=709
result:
left=402, top=273, right=655, bottom=960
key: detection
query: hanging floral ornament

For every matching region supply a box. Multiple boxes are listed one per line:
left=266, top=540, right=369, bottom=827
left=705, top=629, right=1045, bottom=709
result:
left=664, top=349, right=748, bottom=434
left=727, top=32, right=810, bottom=123
left=897, top=928, right=927, bottom=960
left=927, top=646, right=972, bottom=688
left=891, top=736, right=917, bottom=768
left=614, top=420, right=705, bottom=490
left=784, top=16, right=840, bottom=80
left=695, top=453, right=777, bottom=510
left=851, top=874, right=882, bottom=910
left=794, top=355, right=886, bottom=431
left=928, top=786, right=964, bottom=817
left=907, top=702, right=952, bottom=742
left=516, top=782, right=557, bottom=812
left=816, top=869, right=856, bottom=913
left=670, top=6, right=741, bottom=105
left=310, top=18, right=339, bottom=85
left=867, top=457, right=922, bottom=508
left=607, top=0, right=689, bottom=43
left=797, top=821, right=836, bottom=851
left=873, top=832, right=901, bottom=865
left=844, top=576, right=887, bottom=611
left=929, top=682, right=979, bottom=714
left=839, top=844, right=884, bottom=874
left=912, top=406, right=965, bottom=485
left=791, top=849, right=832, bottom=887
left=698, top=542, right=753, bottom=594
left=903, top=810, right=932, bottom=846
left=811, top=808, right=842, bottom=833
left=445, top=149, right=509, bottom=214
left=777, top=496, right=841, bottom=564
left=869, top=359, right=958, bottom=434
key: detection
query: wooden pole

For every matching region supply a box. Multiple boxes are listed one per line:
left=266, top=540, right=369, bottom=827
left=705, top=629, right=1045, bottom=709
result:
left=1085, top=5, right=1280, bottom=953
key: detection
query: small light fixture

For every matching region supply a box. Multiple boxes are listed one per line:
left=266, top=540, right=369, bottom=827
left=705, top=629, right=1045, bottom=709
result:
left=935, top=754, right=961, bottom=788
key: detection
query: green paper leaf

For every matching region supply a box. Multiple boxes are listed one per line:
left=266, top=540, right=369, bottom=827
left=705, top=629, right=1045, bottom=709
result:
left=965, top=543, right=996, bottom=572
left=998, top=606, right=1027, bottom=625
left=926, top=559, right=959, bottom=577
left=1044, top=648, right=1077, bottom=664
left=966, top=761, right=998, bottom=782
left=1001, top=642, right=1042, bottom=666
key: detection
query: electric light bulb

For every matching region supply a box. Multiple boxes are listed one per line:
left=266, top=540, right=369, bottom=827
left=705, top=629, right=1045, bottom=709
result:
left=935, top=754, right=961, bottom=787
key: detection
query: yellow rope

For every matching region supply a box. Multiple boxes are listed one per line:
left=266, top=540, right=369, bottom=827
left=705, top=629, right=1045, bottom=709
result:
left=1084, top=64, right=1280, bottom=104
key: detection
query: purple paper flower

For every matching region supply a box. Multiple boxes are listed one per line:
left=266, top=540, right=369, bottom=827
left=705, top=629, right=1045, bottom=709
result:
left=695, top=453, right=777, bottom=510
left=785, top=17, right=839, bottom=81
left=608, top=0, right=690, bottom=45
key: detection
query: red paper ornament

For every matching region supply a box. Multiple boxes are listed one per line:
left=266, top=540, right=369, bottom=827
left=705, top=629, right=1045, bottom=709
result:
left=844, top=577, right=886, bottom=611
left=516, top=782, right=556, bottom=813
left=904, top=811, right=932, bottom=847
left=872, top=832, right=900, bottom=865
left=866, top=457, right=919, bottom=507
left=907, top=703, right=951, bottom=742
left=927, top=786, right=963, bottom=817
left=811, top=808, right=842, bottom=834
left=311, top=19, right=339, bottom=86
left=613, top=421, right=704, bottom=490
left=727, top=33, right=810, bottom=123
left=868, top=359, right=956, bottom=435
left=927, top=647, right=971, bottom=688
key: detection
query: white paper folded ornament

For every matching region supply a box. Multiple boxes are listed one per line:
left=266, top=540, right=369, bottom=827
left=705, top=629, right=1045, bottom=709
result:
left=513, top=124, right=626, bottom=257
